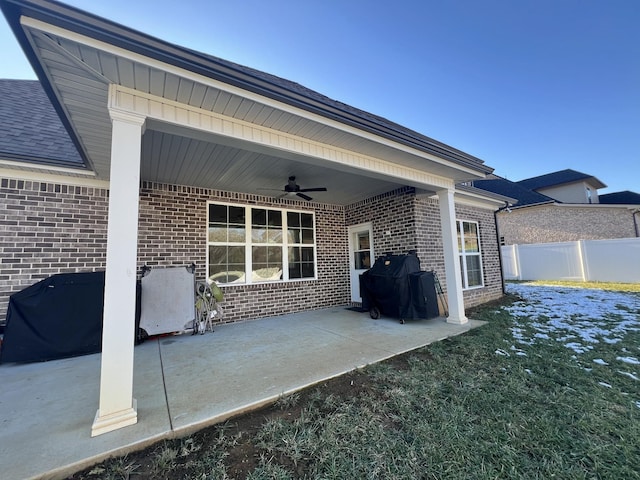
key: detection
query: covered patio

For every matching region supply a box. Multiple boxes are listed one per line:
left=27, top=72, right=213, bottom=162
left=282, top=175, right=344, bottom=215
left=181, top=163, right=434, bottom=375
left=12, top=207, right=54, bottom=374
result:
left=0, top=308, right=485, bottom=480
left=0, top=0, right=507, bottom=446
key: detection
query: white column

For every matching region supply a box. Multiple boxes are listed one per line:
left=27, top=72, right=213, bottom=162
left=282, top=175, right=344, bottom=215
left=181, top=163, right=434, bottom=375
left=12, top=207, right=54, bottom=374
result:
left=437, top=188, right=468, bottom=324
left=91, top=107, right=146, bottom=437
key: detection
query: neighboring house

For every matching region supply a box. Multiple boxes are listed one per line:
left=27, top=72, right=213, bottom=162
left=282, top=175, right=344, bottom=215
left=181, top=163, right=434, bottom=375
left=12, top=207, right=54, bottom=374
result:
left=1, top=0, right=509, bottom=435
left=473, top=170, right=640, bottom=245
left=516, top=169, right=606, bottom=204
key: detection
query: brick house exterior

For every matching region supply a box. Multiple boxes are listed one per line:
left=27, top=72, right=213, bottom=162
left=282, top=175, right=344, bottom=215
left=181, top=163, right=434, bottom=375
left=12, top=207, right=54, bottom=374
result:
left=497, top=203, right=639, bottom=245
left=0, top=0, right=509, bottom=435
left=473, top=172, right=640, bottom=246
left=1, top=177, right=503, bottom=324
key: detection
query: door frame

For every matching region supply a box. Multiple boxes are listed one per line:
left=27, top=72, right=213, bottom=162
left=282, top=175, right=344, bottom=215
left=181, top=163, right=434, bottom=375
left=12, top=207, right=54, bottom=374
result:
left=348, top=222, right=374, bottom=303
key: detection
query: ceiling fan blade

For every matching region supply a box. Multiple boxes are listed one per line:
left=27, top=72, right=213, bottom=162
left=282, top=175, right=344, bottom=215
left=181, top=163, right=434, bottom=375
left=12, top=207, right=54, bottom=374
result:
left=298, top=187, right=327, bottom=192
left=296, top=192, right=313, bottom=201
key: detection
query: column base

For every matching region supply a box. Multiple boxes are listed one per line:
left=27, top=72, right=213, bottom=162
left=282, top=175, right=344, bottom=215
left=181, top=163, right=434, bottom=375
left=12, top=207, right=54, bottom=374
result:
left=91, top=399, right=138, bottom=437
left=446, top=315, right=469, bottom=325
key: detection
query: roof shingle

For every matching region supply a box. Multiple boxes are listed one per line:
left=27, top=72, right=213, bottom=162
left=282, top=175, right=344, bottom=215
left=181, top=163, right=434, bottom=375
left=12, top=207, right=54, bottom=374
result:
left=0, top=79, right=84, bottom=167
left=599, top=191, right=640, bottom=205
left=517, top=169, right=606, bottom=190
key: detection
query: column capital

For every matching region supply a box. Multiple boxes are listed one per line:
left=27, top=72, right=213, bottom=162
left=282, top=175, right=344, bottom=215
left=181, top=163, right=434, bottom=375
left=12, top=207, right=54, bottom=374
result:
left=108, top=106, right=146, bottom=128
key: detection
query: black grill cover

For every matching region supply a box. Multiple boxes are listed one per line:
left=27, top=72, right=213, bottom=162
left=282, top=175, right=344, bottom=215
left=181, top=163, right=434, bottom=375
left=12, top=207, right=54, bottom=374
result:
left=409, top=271, right=440, bottom=320
left=360, top=254, right=421, bottom=319
left=0, top=272, right=105, bottom=363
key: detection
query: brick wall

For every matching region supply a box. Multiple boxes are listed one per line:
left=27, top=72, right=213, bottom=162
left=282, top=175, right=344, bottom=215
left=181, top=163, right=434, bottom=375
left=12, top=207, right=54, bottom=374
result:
left=137, top=182, right=350, bottom=323
left=1, top=177, right=503, bottom=324
left=0, top=178, right=350, bottom=325
left=346, top=188, right=503, bottom=310
left=345, top=187, right=417, bottom=256
left=455, top=203, right=503, bottom=307
left=0, top=178, right=109, bottom=321
left=498, top=204, right=638, bottom=245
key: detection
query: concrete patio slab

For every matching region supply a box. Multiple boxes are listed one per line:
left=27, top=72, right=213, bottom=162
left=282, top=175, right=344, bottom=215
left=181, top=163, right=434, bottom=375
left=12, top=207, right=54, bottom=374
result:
left=0, top=307, right=485, bottom=480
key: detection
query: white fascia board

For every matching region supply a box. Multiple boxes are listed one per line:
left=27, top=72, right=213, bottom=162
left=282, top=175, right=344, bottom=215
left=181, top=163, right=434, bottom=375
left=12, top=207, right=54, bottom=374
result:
left=110, top=84, right=455, bottom=191
left=20, top=16, right=488, bottom=180
left=0, top=163, right=109, bottom=188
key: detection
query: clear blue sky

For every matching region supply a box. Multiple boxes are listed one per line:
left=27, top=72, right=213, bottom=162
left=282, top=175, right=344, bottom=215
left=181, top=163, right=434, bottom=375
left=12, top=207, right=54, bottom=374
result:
left=1, top=0, right=638, bottom=194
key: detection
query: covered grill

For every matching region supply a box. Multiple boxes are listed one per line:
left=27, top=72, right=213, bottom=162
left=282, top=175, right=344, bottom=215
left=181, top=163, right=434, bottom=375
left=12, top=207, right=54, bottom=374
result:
left=359, top=253, right=440, bottom=323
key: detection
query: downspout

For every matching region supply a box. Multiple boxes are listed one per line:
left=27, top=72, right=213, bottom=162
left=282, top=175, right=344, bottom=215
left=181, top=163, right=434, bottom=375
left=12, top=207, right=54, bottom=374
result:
left=633, top=209, right=640, bottom=237
left=494, top=202, right=510, bottom=295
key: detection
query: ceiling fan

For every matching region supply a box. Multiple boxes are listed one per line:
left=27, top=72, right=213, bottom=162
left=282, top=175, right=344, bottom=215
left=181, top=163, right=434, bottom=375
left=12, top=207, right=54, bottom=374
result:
left=261, top=176, right=327, bottom=201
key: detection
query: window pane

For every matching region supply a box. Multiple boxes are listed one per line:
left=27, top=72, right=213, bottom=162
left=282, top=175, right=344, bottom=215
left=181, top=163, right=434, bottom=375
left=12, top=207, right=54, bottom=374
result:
left=355, top=251, right=371, bottom=269
left=466, top=255, right=482, bottom=287
left=464, top=235, right=479, bottom=253
left=209, top=204, right=227, bottom=223
left=301, top=263, right=315, bottom=278
left=288, top=228, right=300, bottom=243
left=252, top=245, right=283, bottom=282
left=301, top=213, right=313, bottom=228
left=228, top=226, right=245, bottom=242
left=252, top=208, right=267, bottom=226
left=464, top=222, right=477, bottom=237
left=268, top=246, right=282, bottom=263
left=208, top=264, right=228, bottom=284
left=268, top=229, right=283, bottom=244
left=287, top=212, right=300, bottom=227
left=252, top=227, right=267, bottom=243
left=457, top=222, right=463, bottom=253
left=288, top=246, right=300, bottom=262
left=301, top=229, right=314, bottom=244
left=209, top=245, right=227, bottom=264
left=229, top=206, right=245, bottom=225
left=357, top=232, right=370, bottom=250
left=228, top=246, right=245, bottom=263
left=289, top=264, right=302, bottom=279
left=209, top=245, right=245, bottom=284
left=268, top=210, right=282, bottom=227
left=208, top=226, right=227, bottom=242
left=459, top=256, right=466, bottom=289
left=301, top=247, right=314, bottom=262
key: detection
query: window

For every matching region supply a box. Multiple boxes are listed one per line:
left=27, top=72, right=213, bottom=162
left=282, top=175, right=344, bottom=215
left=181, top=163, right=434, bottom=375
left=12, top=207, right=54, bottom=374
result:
left=207, top=203, right=316, bottom=285
left=457, top=220, right=483, bottom=289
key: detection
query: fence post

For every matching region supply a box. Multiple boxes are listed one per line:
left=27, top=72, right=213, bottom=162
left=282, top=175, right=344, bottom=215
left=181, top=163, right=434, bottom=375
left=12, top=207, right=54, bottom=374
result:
left=513, top=244, right=522, bottom=280
left=577, top=240, right=589, bottom=282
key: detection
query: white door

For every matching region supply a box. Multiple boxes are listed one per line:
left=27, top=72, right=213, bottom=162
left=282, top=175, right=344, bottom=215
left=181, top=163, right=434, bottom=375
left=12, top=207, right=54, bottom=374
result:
left=348, top=223, right=374, bottom=303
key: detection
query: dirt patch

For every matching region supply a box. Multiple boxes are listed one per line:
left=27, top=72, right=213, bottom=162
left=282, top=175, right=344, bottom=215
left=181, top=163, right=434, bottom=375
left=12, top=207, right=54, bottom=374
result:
left=67, top=367, right=385, bottom=480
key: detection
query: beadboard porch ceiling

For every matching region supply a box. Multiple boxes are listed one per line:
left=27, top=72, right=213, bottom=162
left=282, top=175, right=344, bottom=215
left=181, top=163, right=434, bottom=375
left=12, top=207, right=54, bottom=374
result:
left=9, top=5, right=492, bottom=206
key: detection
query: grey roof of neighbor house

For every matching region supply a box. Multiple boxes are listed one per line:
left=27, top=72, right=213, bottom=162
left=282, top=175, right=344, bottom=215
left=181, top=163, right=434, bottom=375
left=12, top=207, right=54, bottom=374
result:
left=0, top=78, right=83, bottom=167
left=599, top=190, right=640, bottom=205
left=0, top=0, right=493, bottom=175
left=472, top=176, right=554, bottom=207
left=517, top=168, right=606, bottom=191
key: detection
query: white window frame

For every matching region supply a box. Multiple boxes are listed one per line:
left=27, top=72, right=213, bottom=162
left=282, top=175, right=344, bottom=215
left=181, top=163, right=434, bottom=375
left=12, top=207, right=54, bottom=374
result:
left=457, top=219, right=484, bottom=290
left=206, top=202, right=318, bottom=286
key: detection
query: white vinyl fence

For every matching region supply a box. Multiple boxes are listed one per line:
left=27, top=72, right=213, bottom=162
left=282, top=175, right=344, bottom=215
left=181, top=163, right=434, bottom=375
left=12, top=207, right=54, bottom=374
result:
left=501, top=237, right=640, bottom=284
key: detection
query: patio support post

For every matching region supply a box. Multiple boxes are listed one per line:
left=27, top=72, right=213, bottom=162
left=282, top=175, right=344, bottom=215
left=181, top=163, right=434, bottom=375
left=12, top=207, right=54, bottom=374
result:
left=91, top=104, right=146, bottom=437
left=437, top=188, right=468, bottom=324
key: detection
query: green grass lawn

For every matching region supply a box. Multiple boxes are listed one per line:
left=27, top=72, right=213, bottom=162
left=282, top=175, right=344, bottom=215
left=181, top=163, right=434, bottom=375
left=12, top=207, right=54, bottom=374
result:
left=510, top=279, right=640, bottom=293
left=71, top=288, right=640, bottom=480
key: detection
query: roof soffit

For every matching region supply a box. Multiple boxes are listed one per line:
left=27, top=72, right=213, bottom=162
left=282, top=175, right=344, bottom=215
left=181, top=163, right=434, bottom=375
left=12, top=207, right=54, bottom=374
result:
left=15, top=11, right=491, bottom=179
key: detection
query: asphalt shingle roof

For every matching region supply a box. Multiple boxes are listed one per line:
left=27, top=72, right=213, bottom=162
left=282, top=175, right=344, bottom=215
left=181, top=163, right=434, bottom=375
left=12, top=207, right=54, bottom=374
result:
left=517, top=169, right=606, bottom=190
left=599, top=191, right=640, bottom=205
left=472, top=176, right=554, bottom=207
left=0, top=79, right=84, bottom=166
